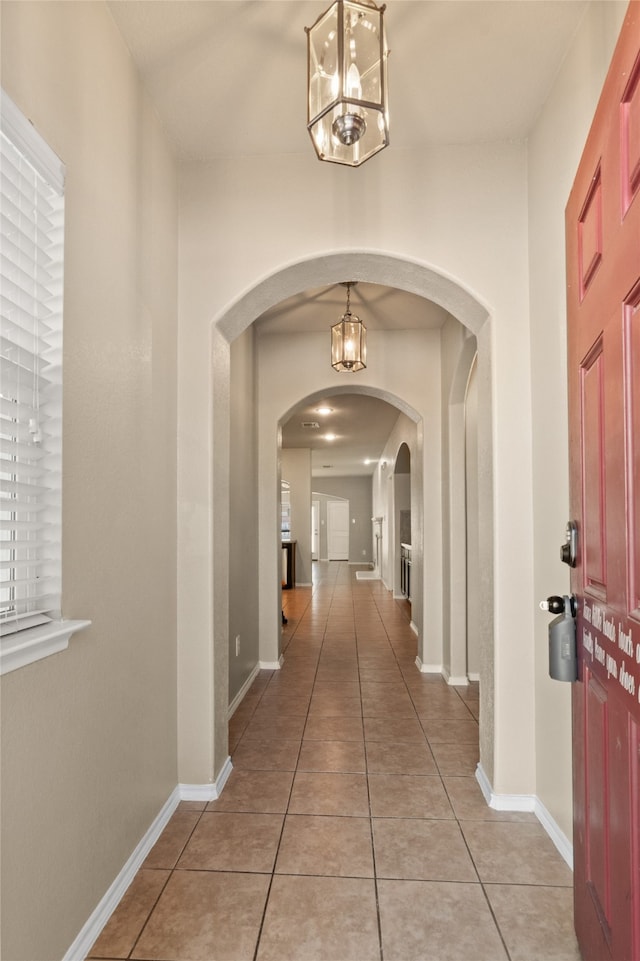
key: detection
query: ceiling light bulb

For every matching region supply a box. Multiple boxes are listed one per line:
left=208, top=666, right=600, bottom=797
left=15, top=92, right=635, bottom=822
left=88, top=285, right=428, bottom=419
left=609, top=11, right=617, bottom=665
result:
left=346, top=61, right=362, bottom=100
left=324, top=433, right=336, bottom=441
left=315, top=407, right=334, bottom=415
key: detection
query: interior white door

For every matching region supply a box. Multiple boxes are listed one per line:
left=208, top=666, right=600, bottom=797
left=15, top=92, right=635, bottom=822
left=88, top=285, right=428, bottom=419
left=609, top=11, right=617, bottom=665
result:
left=327, top=500, right=350, bottom=561
left=311, top=500, right=319, bottom=560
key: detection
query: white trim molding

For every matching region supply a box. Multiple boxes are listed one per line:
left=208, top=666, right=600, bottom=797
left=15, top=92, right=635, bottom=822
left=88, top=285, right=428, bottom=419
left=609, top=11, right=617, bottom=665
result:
left=180, top=756, right=233, bottom=802
left=535, top=797, right=574, bottom=869
left=62, top=787, right=180, bottom=961
left=475, top=763, right=536, bottom=813
left=444, top=670, right=469, bottom=687
left=475, top=763, right=573, bottom=869
left=0, top=619, right=92, bottom=676
left=228, top=664, right=260, bottom=718
left=415, top=656, right=443, bottom=674
left=260, top=655, right=284, bottom=670
left=1, top=88, right=65, bottom=188
left=63, top=758, right=235, bottom=960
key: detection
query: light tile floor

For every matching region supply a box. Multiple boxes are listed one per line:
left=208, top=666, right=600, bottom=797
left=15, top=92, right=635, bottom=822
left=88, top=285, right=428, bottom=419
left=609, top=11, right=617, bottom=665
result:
left=88, top=562, right=582, bottom=961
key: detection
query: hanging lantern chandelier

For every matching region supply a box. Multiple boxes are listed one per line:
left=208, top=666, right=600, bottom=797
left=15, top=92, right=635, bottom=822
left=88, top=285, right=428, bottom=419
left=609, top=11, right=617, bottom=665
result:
left=331, top=283, right=367, bottom=372
left=305, top=0, right=389, bottom=167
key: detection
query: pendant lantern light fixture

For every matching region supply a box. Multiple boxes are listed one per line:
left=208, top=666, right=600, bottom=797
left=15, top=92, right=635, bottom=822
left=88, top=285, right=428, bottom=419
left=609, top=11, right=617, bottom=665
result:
left=305, top=0, right=389, bottom=167
left=331, top=282, right=367, bottom=372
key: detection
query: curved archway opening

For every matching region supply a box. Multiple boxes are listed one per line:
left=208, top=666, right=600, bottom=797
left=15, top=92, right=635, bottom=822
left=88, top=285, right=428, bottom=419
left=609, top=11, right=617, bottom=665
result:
left=393, top=442, right=413, bottom=611
left=215, top=251, right=494, bottom=787
left=279, top=389, right=423, bottom=647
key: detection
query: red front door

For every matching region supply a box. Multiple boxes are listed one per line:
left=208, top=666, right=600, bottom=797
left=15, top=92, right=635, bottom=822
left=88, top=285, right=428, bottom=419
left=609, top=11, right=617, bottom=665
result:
left=566, top=5, right=640, bottom=960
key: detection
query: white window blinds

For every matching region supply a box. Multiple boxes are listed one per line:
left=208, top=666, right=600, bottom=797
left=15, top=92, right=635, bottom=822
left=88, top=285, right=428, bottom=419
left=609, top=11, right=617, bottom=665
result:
left=1, top=91, right=65, bottom=636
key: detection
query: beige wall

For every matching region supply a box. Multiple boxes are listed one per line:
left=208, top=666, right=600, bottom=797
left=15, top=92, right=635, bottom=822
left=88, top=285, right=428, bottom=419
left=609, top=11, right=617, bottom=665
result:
left=0, top=4, right=178, bottom=959
left=313, top=476, right=375, bottom=565
left=281, top=448, right=312, bottom=586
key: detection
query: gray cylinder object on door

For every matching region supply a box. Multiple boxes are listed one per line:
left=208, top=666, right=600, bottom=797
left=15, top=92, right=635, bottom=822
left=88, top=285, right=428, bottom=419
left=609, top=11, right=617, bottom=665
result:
left=548, top=595, right=578, bottom=682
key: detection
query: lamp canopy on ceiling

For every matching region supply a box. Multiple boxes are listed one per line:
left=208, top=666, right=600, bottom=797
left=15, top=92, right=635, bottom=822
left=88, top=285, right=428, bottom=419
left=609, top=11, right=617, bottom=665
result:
left=305, top=0, right=389, bottom=167
left=331, top=282, right=367, bottom=372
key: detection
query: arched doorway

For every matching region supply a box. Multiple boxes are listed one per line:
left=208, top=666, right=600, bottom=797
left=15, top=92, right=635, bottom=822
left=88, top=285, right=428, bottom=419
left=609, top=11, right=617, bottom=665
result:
left=278, top=389, right=423, bottom=656
left=194, top=251, right=494, bottom=794
left=393, top=442, right=412, bottom=611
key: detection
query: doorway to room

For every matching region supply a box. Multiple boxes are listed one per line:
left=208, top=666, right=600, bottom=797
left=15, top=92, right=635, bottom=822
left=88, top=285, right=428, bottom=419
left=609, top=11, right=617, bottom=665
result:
left=327, top=499, right=349, bottom=561
left=218, top=251, right=495, bottom=796
left=311, top=501, right=319, bottom=560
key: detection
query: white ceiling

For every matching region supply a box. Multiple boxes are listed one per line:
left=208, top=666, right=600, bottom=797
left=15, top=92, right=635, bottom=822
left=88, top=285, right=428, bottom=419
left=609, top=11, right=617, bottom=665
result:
left=108, top=0, right=588, bottom=475
left=281, top=392, right=405, bottom=478
left=108, top=0, right=588, bottom=160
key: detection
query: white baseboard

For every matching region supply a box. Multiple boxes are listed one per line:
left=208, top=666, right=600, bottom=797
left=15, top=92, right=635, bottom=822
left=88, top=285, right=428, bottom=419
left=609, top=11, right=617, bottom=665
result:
left=62, top=787, right=181, bottom=961
left=410, top=621, right=418, bottom=636
left=535, top=797, right=574, bottom=869
left=63, top=758, right=235, bottom=961
left=259, top=654, right=284, bottom=670
left=468, top=672, right=480, bottom=682
left=445, top=672, right=469, bottom=687
left=180, top=756, right=233, bottom=802
left=415, top=656, right=443, bottom=674
left=475, top=762, right=493, bottom=804
left=228, top=664, right=260, bottom=718
left=475, top=763, right=573, bottom=869
left=476, top=764, right=536, bottom=813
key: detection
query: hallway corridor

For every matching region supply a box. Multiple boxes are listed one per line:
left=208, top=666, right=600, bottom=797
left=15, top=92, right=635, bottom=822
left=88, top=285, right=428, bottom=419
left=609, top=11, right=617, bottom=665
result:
left=89, top=563, right=581, bottom=961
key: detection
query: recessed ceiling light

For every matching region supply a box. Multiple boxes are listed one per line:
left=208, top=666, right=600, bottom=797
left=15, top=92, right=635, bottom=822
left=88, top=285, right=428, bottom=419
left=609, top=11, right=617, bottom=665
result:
left=324, top=433, right=336, bottom=441
left=315, top=406, right=333, bottom=415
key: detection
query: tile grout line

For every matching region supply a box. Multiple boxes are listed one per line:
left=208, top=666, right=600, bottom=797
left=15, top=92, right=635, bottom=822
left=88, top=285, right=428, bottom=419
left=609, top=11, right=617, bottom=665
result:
left=253, top=561, right=342, bottom=961
left=358, top=578, right=387, bottom=961
left=251, top=587, right=315, bottom=961
left=125, top=808, right=207, bottom=961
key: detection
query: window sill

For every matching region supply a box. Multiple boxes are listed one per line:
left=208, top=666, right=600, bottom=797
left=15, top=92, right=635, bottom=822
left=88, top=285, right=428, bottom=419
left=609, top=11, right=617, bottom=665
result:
left=0, top=619, right=92, bottom=676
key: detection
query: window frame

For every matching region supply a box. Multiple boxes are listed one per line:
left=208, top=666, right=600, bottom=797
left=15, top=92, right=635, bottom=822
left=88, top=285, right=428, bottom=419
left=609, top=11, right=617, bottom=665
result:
left=1, top=90, right=89, bottom=675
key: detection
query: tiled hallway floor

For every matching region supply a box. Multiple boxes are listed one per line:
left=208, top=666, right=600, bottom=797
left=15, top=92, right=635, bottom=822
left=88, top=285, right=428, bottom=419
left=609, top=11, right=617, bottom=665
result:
left=89, top=562, right=581, bottom=961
